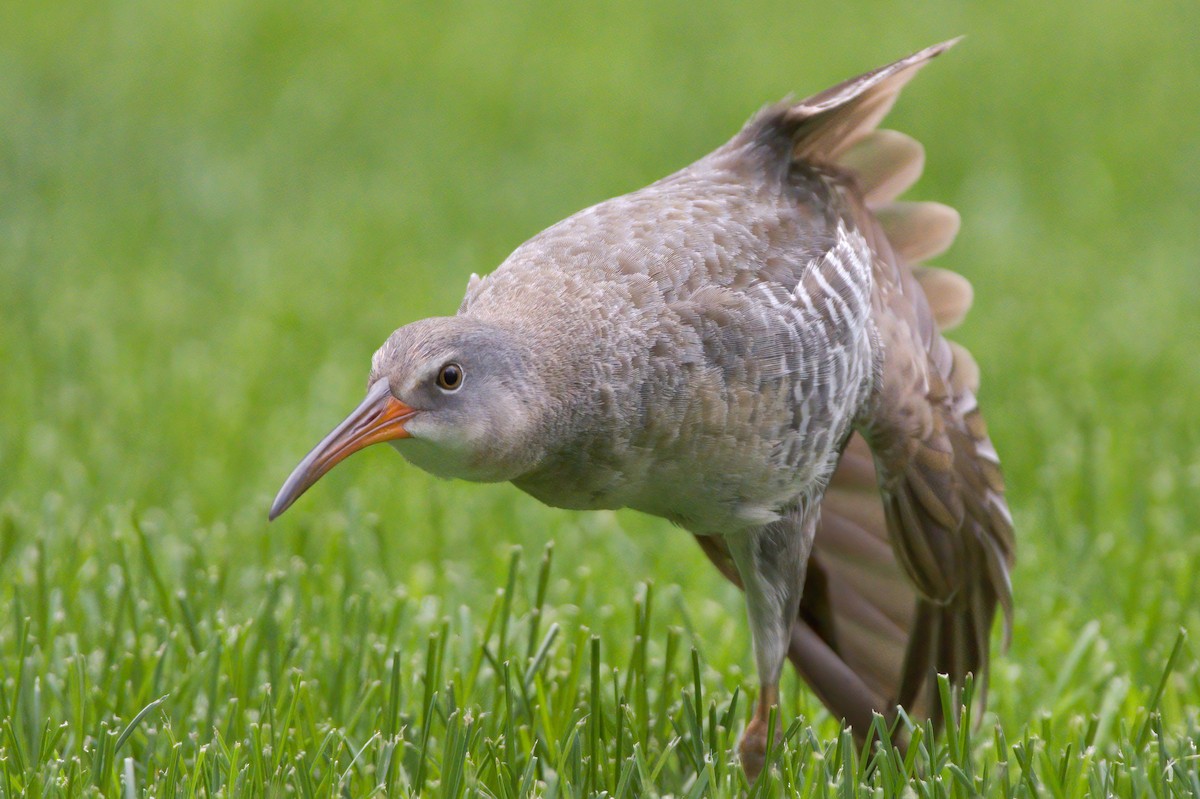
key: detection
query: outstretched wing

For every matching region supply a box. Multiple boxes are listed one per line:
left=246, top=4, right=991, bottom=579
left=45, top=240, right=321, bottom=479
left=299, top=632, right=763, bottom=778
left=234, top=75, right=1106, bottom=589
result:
left=696, top=38, right=1014, bottom=737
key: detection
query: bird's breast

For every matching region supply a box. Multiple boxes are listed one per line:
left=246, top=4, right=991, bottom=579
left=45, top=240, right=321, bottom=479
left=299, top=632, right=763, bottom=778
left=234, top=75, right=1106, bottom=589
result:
left=511, top=344, right=829, bottom=533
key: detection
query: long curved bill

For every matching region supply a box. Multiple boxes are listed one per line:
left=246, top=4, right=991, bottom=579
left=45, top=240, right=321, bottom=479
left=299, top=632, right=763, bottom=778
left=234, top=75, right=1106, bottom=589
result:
left=269, top=379, right=416, bottom=520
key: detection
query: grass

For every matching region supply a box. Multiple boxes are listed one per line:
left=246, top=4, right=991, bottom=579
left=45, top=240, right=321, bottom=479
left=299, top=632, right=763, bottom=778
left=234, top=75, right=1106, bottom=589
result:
left=1, top=0, right=1199, bottom=795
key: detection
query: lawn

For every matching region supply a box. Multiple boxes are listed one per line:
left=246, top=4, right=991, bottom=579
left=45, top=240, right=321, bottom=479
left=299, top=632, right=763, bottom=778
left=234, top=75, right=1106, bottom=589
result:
left=2, top=0, right=1199, bottom=795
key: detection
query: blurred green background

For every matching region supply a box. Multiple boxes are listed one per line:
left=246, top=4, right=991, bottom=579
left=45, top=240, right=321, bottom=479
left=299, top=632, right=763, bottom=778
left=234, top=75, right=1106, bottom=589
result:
left=1, top=0, right=1199, bottom=793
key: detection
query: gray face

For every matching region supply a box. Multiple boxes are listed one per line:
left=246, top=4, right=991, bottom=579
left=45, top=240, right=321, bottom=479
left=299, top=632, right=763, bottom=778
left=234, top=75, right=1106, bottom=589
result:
left=268, top=315, right=551, bottom=520
left=368, top=317, right=548, bottom=483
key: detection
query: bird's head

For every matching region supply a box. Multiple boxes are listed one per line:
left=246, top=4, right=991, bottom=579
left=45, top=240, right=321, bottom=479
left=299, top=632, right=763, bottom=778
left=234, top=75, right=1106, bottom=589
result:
left=269, top=316, right=548, bottom=520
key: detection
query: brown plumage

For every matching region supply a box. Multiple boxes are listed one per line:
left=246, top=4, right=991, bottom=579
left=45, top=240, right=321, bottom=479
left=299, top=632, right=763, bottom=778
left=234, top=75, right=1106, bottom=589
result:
left=270, top=39, right=1014, bottom=780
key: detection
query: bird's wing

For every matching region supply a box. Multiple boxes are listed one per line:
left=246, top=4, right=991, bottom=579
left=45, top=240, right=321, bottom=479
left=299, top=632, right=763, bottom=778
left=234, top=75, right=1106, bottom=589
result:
left=698, top=38, right=1014, bottom=736
left=851, top=205, right=1014, bottom=723
left=814, top=43, right=1014, bottom=725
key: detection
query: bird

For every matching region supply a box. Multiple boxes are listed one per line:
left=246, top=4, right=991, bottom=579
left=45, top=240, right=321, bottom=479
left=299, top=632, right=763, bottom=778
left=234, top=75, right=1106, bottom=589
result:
left=270, top=39, right=1014, bottom=781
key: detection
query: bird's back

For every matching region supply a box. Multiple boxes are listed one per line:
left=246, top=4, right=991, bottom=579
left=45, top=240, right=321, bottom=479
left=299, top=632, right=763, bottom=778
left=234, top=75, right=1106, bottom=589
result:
left=464, top=135, right=882, bottom=529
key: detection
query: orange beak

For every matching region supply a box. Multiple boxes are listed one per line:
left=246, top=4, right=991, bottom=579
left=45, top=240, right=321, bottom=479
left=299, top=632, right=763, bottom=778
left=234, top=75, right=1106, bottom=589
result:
left=269, top=379, right=416, bottom=520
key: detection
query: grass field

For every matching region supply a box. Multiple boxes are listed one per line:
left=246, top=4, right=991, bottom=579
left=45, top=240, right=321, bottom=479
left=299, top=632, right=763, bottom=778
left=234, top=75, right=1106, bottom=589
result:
left=2, top=0, right=1199, bottom=795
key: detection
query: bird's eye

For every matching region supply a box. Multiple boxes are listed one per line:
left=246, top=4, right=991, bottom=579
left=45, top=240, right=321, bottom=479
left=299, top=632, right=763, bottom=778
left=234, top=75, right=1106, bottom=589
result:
left=436, top=363, right=464, bottom=391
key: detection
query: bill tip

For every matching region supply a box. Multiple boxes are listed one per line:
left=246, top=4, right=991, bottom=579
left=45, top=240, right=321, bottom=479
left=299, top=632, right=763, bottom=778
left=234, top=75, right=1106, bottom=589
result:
left=268, top=494, right=290, bottom=522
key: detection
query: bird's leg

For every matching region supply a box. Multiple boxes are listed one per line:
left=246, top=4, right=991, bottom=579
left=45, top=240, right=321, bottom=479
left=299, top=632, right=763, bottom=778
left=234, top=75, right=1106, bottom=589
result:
left=741, top=682, right=780, bottom=782
left=724, top=508, right=816, bottom=782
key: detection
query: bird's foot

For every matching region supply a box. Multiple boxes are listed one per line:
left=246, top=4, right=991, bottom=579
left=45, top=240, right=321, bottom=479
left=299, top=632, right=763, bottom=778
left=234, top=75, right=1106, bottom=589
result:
left=738, top=717, right=770, bottom=783
left=739, top=710, right=783, bottom=784
left=740, top=681, right=783, bottom=783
